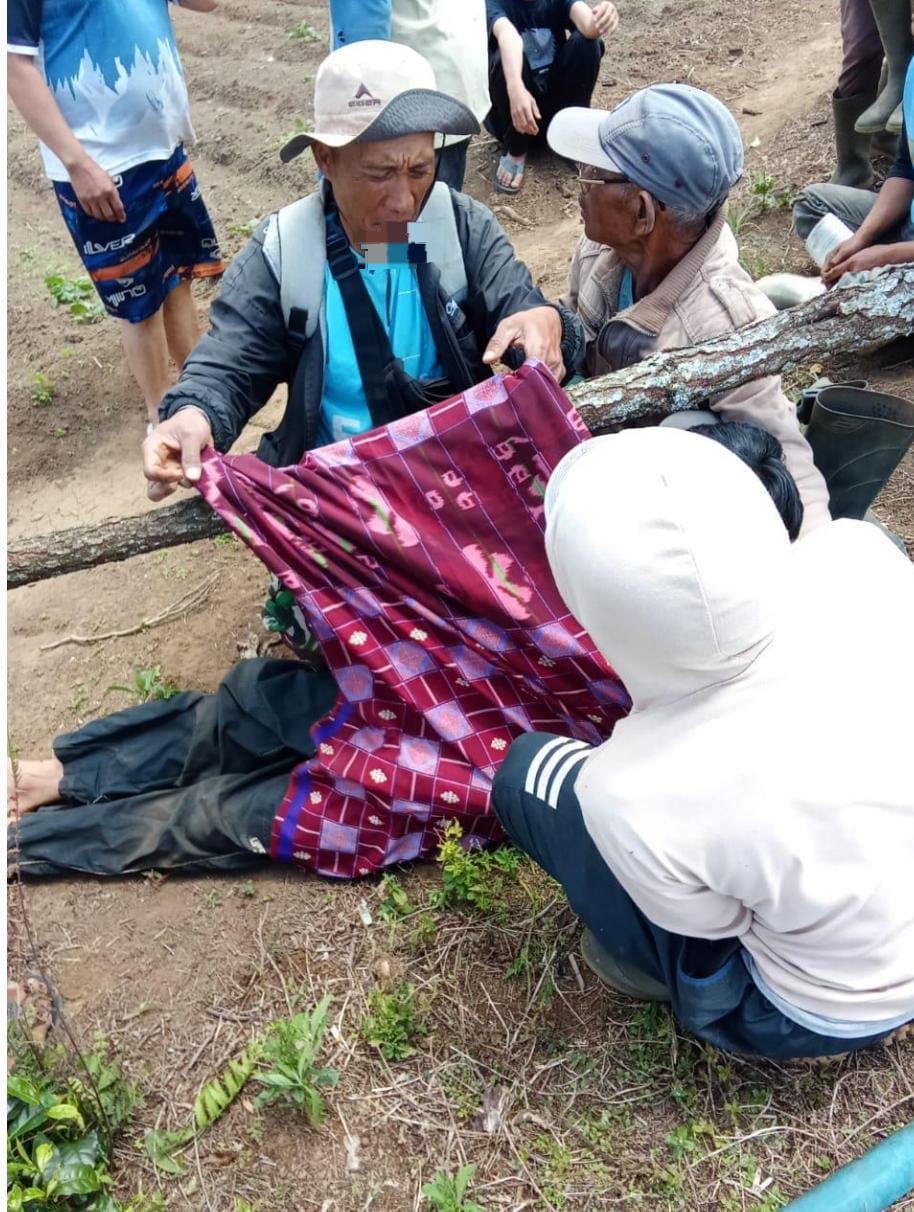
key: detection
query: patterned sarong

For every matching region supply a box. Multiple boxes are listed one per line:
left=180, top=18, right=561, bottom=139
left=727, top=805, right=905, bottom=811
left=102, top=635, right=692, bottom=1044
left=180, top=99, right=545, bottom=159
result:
left=197, top=361, right=630, bottom=878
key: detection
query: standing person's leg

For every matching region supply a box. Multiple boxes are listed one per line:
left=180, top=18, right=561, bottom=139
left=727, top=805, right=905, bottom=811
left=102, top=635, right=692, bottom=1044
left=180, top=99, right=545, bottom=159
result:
left=118, top=308, right=172, bottom=425
left=831, top=0, right=885, bottom=185
left=491, top=733, right=889, bottom=1059
left=541, top=31, right=603, bottom=125
left=328, top=0, right=391, bottom=49
left=157, top=145, right=223, bottom=379
left=162, top=279, right=200, bottom=372
left=838, top=0, right=884, bottom=97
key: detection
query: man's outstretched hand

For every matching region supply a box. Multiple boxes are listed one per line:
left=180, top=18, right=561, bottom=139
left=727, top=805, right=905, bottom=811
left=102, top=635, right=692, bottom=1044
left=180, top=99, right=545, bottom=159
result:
left=483, top=306, right=565, bottom=383
left=142, top=407, right=213, bottom=502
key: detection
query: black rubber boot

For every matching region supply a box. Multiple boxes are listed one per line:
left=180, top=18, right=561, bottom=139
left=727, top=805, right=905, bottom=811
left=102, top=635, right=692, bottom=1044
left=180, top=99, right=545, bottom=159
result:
left=829, top=92, right=876, bottom=187
left=580, top=929, right=670, bottom=1002
left=804, top=386, right=914, bottom=519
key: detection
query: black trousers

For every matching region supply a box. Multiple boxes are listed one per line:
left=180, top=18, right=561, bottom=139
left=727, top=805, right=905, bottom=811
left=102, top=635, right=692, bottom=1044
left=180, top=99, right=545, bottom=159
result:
left=10, top=659, right=338, bottom=878
left=488, top=31, right=603, bottom=157
left=492, top=732, right=895, bottom=1060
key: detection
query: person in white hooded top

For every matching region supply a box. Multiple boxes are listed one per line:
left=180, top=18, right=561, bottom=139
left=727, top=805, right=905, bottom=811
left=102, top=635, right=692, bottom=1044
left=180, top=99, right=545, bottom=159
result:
left=492, top=424, right=914, bottom=1060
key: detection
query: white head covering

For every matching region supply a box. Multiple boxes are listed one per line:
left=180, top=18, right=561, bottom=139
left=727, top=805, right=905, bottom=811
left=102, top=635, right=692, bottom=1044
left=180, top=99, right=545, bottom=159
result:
left=545, top=426, right=789, bottom=708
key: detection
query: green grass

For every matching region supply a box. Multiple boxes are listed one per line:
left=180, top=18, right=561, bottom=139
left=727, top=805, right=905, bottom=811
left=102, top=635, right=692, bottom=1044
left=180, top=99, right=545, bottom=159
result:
left=288, top=20, right=320, bottom=41
left=106, top=667, right=180, bottom=705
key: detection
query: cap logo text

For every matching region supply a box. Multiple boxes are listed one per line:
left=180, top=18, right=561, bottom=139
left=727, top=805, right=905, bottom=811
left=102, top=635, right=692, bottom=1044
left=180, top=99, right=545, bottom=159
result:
left=349, top=83, right=381, bottom=109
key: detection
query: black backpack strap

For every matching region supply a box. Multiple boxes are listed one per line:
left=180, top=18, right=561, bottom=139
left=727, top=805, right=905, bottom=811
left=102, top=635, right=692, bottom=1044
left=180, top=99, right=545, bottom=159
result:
left=324, top=213, right=399, bottom=429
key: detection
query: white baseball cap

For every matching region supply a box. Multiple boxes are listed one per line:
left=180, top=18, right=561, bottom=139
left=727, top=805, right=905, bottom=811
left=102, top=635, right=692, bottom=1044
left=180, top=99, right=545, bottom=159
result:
left=280, top=40, right=479, bottom=162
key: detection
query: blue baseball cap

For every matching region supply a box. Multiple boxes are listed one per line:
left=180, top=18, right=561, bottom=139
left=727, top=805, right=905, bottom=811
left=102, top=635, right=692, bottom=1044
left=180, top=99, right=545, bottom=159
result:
left=547, top=83, right=744, bottom=215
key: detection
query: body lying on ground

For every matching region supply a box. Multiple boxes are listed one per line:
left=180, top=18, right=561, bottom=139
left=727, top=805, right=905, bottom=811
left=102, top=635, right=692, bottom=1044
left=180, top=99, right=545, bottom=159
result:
left=492, top=424, right=914, bottom=1060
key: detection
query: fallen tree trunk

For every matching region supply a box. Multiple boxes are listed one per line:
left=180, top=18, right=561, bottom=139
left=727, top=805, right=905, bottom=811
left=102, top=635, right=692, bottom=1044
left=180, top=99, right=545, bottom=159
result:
left=7, top=497, right=227, bottom=590
left=8, top=263, right=914, bottom=589
left=568, top=261, right=914, bottom=430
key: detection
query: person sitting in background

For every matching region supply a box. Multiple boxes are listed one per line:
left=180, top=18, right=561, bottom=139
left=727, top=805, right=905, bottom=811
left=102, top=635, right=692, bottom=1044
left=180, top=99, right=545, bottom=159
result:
left=493, top=424, right=914, bottom=1061
left=548, top=83, right=831, bottom=534
left=487, top=0, right=618, bottom=195
left=794, top=57, right=914, bottom=286
left=327, top=0, right=490, bottom=191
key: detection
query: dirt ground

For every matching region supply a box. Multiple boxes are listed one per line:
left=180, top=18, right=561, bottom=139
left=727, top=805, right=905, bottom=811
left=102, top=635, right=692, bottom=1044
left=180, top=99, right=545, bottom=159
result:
left=7, top=0, right=914, bottom=1208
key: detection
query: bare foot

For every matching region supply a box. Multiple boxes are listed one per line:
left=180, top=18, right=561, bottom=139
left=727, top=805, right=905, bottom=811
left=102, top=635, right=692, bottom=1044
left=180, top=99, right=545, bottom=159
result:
left=7, top=758, right=64, bottom=820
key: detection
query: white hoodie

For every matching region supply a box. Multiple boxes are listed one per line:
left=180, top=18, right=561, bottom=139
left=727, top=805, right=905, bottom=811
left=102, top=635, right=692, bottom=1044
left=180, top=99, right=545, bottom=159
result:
left=546, top=427, right=914, bottom=1028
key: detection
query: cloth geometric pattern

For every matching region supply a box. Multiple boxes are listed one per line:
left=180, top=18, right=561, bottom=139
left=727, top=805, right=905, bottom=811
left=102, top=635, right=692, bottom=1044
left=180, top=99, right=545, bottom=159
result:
left=197, top=361, right=630, bottom=878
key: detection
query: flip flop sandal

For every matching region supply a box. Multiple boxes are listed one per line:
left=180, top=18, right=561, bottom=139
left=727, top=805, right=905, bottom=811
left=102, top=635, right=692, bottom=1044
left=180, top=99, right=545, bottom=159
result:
left=494, top=154, right=525, bottom=195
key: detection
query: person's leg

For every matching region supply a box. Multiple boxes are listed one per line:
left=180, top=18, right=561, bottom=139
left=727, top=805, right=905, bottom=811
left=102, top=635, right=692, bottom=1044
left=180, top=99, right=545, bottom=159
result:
left=158, top=147, right=223, bottom=378
left=328, top=0, right=391, bottom=49
left=838, top=0, right=884, bottom=98
left=492, top=732, right=886, bottom=1060
left=488, top=50, right=533, bottom=191
left=118, top=308, right=171, bottom=424
left=10, top=764, right=291, bottom=878
left=162, top=278, right=199, bottom=371
left=542, top=31, right=603, bottom=124
left=8, top=660, right=339, bottom=878
left=15, top=659, right=338, bottom=812
left=436, top=140, right=470, bottom=192
left=791, top=180, right=913, bottom=241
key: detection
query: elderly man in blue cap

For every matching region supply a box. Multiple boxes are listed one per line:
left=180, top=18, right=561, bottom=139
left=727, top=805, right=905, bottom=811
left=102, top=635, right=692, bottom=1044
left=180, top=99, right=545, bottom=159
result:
left=548, top=84, right=831, bottom=534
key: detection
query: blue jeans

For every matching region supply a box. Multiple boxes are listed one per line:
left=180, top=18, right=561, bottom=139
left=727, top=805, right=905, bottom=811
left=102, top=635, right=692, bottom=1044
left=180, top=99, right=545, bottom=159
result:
left=492, top=732, right=892, bottom=1060
left=329, top=0, right=390, bottom=48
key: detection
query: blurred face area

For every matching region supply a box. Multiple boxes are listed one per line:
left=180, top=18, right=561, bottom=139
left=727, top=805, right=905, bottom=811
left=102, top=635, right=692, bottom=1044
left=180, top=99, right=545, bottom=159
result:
left=314, top=133, right=436, bottom=247
left=578, top=163, right=660, bottom=252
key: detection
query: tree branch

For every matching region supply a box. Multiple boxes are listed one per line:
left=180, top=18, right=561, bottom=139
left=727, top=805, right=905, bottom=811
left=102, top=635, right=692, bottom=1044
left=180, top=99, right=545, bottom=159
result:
left=8, top=264, right=913, bottom=589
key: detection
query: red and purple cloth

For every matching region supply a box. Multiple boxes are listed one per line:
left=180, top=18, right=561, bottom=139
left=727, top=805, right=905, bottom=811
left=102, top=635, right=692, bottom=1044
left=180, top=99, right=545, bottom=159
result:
left=197, top=361, right=630, bottom=878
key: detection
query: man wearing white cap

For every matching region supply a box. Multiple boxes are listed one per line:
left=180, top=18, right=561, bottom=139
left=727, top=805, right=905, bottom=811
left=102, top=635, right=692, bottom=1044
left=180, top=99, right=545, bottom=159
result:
left=143, top=41, right=583, bottom=507
left=547, top=84, right=831, bottom=534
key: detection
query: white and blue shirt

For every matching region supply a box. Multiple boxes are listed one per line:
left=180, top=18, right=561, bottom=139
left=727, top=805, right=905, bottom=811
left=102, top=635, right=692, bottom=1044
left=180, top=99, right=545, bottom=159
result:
left=7, top=0, right=194, bottom=182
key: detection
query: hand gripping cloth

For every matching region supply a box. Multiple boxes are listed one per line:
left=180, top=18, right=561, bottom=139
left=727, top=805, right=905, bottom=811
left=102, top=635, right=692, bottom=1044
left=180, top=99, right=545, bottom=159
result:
left=196, top=361, right=630, bottom=877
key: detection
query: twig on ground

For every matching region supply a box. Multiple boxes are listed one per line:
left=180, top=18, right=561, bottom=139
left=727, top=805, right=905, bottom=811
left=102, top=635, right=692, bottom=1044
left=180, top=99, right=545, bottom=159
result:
left=39, top=573, right=219, bottom=650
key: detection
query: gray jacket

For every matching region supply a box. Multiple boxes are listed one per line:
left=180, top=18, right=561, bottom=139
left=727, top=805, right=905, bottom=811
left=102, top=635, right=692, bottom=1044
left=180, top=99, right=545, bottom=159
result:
left=161, top=187, right=584, bottom=465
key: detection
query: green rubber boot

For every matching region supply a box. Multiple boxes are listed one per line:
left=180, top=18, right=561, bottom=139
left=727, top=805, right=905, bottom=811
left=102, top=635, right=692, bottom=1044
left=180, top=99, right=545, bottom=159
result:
left=580, top=929, right=670, bottom=1002
left=830, top=91, right=876, bottom=187
left=804, top=386, right=914, bottom=519
left=855, top=0, right=914, bottom=133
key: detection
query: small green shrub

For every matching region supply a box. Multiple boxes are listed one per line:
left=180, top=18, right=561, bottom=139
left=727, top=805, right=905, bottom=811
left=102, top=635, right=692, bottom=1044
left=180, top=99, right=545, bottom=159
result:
left=361, top=983, right=429, bottom=1062
left=6, top=1032, right=155, bottom=1212
left=434, top=821, right=522, bottom=915
left=32, top=372, right=55, bottom=406
left=107, top=667, right=179, bottom=704
left=288, top=20, right=320, bottom=41
left=252, top=995, right=339, bottom=1125
left=422, top=1163, right=484, bottom=1211
left=45, top=274, right=104, bottom=324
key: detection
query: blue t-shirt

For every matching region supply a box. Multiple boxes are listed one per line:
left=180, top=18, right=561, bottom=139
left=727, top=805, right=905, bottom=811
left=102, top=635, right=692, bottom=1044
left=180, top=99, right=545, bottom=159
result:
left=318, top=245, right=446, bottom=447
left=887, top=59, right=914, bottom=223
left=6, top=0, right=194, bottom=181
left=617, top=267, right=635, bottom=312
